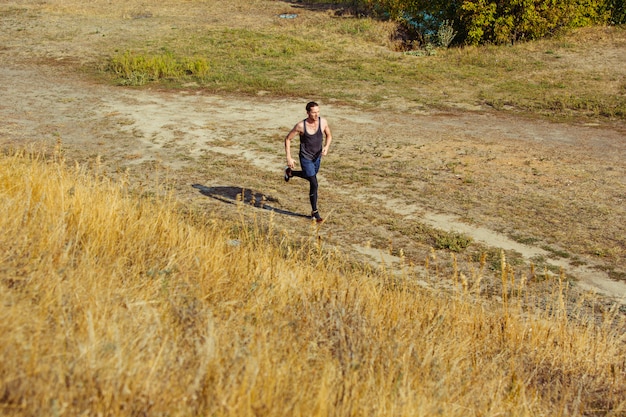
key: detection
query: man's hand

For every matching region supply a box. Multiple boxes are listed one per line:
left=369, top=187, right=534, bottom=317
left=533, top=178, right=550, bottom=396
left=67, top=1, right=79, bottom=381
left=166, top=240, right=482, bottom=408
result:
left=287, top=157, right=296, bottom=169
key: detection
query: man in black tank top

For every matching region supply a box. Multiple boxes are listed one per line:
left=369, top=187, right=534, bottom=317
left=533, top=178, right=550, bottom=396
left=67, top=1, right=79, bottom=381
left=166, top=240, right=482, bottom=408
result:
left=284, top=101, right=333, bottom=223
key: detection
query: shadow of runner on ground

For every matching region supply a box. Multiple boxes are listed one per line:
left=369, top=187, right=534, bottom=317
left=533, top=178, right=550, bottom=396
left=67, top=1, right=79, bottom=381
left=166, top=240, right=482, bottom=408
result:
left=192, top=184, right=310, bottom=219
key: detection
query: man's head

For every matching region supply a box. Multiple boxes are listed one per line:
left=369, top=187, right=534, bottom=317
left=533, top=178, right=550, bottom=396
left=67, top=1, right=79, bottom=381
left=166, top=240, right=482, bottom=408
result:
left=306, top=101, right=320, bottom=121
left=306, top=101, right=319, bottom=113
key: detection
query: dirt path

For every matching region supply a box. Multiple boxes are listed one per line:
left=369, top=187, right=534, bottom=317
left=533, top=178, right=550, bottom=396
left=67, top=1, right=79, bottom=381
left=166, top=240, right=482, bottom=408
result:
left=1, top=61, right=625, bottom=302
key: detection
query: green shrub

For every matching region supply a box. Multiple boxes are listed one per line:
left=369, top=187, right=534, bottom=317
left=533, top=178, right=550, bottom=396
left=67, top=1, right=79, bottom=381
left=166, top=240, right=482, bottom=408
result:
left=459, top=0, right=610, bottom=45
left=346, top=0, right=613, bottom=45
left=435, top=230, right=473, bottom=252
left=605, top=0, right=626, bottom=23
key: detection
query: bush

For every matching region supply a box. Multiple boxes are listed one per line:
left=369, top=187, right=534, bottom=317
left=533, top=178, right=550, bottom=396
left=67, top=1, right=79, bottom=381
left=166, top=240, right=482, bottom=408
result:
left=605, top=0, right=626, bottom=23
left=459, top=0, right=611, bottom=45
left=435, top=230, right=473, bottom=252
left=347, top=0, right=614, bottom=45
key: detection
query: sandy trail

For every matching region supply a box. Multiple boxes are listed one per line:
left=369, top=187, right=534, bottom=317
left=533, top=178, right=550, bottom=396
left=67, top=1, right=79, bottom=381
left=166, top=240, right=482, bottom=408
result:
left=1, top=62, right=625, bottom=302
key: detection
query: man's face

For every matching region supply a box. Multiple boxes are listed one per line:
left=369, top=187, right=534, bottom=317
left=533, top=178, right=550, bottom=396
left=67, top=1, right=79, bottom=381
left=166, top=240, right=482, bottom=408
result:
left=307, top=106, right=320, bottom=120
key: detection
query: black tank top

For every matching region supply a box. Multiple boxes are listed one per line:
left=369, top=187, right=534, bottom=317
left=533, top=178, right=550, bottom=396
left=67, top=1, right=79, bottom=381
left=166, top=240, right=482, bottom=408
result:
left=299, top=118, right=323, bottom=160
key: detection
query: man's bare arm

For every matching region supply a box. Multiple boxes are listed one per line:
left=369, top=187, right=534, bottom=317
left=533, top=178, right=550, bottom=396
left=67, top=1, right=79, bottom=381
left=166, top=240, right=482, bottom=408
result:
left=322, top=119, right=332, bottom=156
left=285, top=122, right=303, bottom=168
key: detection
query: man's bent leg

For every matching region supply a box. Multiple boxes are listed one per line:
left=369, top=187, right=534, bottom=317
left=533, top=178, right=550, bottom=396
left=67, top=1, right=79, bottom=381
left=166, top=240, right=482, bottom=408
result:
left=290, top=170, right=307, bottom=179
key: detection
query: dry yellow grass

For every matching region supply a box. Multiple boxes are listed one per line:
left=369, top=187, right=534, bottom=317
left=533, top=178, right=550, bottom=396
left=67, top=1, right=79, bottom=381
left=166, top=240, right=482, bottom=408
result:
left=1, top=149, right=625, bottom=416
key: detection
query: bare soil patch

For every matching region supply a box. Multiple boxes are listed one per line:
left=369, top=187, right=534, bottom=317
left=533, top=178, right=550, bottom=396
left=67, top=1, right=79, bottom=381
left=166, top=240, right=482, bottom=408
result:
left=1, top=1, right=625, bottom=302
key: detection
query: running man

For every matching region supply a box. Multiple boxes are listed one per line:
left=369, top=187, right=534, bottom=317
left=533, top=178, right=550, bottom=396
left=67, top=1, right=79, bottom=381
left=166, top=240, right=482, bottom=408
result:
left=284, top=101, right=333, bottom=223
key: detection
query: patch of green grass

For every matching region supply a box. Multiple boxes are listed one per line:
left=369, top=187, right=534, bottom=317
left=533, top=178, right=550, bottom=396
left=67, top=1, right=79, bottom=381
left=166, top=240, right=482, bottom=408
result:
left=109, top=50, right=210, bottom=86
left=98, top=12, right=626, bottom=121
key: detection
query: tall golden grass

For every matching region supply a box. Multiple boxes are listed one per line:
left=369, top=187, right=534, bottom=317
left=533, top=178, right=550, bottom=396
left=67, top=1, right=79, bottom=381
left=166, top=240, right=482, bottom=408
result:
left=1, top=149, right=624, bottom=416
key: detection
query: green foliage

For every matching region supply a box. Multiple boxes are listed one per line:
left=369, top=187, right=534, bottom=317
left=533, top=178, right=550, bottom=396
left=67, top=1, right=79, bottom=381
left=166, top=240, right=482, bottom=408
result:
left=460, top=0, right=611, bottom=45
left=605, top=0, right=626, bottom=23
left=460, top=0, right=498, bottom=44
left=435, top=230, right=473, bottom=252
left=348, top=0, right=614, bottom=45
left=460, top=0, right=608, bottom=44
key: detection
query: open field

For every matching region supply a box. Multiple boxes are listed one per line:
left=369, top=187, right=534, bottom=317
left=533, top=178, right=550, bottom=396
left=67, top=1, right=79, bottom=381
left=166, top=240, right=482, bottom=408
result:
left=0, top=0, right=626, bottom=415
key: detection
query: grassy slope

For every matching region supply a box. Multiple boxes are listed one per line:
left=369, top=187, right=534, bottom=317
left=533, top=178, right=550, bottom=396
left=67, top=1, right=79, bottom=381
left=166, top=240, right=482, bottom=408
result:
left=0, top=151, right=624, bottom=416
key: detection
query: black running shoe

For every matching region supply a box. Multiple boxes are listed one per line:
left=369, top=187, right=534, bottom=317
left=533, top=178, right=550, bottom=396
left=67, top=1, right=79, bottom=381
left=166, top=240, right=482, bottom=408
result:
left=311, top=210, right=323, bottom=223
left=284, top=166, right=292, bottom=182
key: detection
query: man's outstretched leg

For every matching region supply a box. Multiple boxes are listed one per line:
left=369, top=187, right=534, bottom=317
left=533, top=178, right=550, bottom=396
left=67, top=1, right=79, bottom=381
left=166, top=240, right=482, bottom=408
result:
left=308, top=175, right=323, bottom=222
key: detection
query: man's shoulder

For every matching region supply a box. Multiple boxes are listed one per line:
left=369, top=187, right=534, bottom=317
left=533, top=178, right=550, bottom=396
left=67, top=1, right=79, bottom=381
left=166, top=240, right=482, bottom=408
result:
left=292, top=120, right=305, bottom=131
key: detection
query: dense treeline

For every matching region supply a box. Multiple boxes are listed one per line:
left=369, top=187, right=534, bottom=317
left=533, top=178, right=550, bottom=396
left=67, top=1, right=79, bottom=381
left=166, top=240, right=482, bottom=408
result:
left=348, top=0, right=625, bottom=45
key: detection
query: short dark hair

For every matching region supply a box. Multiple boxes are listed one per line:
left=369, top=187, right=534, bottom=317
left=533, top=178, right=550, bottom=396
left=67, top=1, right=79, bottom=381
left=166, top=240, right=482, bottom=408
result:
left=306, top=101, right=319, bottom=112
